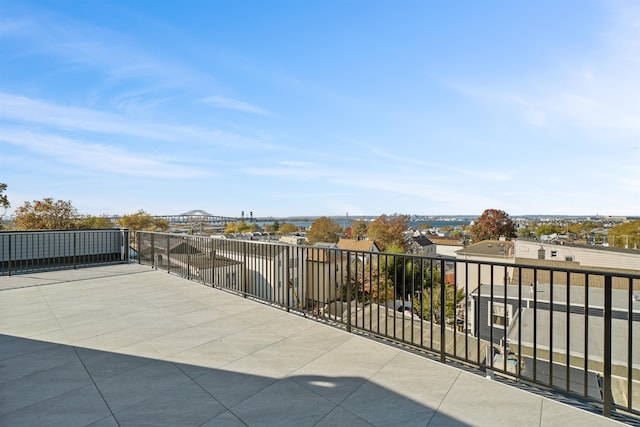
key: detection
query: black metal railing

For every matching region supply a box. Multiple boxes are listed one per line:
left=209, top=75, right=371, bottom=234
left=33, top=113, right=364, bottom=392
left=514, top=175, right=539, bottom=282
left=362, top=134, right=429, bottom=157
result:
left=130, top=231, right=640, bottom=419
left=0, top=229, right=129, bottom=275
left=5, top=229, right=637, bottom=419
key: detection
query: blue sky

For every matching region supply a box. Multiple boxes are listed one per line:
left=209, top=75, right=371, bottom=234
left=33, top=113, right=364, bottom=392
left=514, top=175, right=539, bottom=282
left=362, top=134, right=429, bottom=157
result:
left=1, top=0, right=639, bottom=218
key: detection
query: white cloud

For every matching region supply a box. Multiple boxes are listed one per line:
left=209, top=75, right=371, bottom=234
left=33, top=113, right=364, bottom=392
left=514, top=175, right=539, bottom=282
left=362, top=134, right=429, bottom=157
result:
left=363, top=143, right=513, bottom=181
left=448, top=3, right=640, bottom=138
left=202, top=95, right=271, bottom=116
left=0, top=92, right=269, bottom=149
left=0, top=127, right=213, bottom=178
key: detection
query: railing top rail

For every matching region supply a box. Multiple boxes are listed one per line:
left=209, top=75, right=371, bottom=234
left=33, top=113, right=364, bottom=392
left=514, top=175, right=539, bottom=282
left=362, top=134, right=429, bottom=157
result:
left=0, top=228, right=127, bottom=234
left=131, top=230, right=640, bottom=279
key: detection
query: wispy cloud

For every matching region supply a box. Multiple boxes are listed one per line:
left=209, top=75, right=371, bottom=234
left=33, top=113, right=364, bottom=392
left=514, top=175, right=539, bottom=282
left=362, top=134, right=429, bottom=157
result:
left=0, top=92, right=270, bottom=149
left=446, top=3, right=640, bottom=137
left=362, top=143, right=513, bottom=181
left=202, top=95, right=271, bottom=116
left=0, top=127, right=212, bottom=178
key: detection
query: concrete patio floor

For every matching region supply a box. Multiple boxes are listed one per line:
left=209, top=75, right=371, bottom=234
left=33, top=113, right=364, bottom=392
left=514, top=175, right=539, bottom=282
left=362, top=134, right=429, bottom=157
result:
left=0, top=264, right=634, bottom=426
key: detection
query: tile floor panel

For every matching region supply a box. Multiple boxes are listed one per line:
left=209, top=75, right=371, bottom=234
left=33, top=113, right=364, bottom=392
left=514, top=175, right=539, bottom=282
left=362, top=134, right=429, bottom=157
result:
left=0, top=264, right=630, bottom=426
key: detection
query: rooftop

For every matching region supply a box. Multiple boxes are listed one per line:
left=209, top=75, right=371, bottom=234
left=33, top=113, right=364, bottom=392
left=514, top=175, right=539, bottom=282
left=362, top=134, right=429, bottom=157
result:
left=0, top=264, right=632, bottom=426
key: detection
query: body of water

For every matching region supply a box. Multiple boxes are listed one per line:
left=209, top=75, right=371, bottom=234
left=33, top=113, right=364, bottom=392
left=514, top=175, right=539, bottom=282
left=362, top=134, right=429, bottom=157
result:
left=256, top=219, right=470, bottom=230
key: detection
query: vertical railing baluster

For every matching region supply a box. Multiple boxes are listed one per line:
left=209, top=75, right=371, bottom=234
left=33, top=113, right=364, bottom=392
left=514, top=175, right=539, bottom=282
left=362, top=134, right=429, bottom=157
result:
left=549, top=269, right=554, bottom=387
left=566, top=271, right=571, bottom=393
left=533, top=269, right=538, bottom=383
left=517, top=266, right=522, bottom=379
left=7, top=233, right=12, bottom=276
left=346, top=251, right=352, bottom=333
left=603, top=275, right=612, bottom=417
left=584, top=273, right=590, bottom=399
left=628, top=277, right=633, bottom=413
left=440, top=258, right=446, bottom=363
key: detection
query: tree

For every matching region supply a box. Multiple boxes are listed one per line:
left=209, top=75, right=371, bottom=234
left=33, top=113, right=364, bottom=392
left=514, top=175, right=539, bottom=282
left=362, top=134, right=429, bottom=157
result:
left=517, top=227, right=534, bottom=238
left=306, top=216, right=341, bottom=245
left=534, top=224, right=563, bottom=237
left=0, top=183, right=9, bottom=211
left=350, top=219, right=368, bottom=240
left=367, top=214, right=408, bottom=251
left=235, top=221, right=252, bottom=233
left=344, top=257, right=395, bottom=303
left=264, top=220, right=280, bottom=233
left=118, top=210, right=169, bottom=231
left=278, top=223, right=299, bottom=235
left=224, top=221, right=237, bottom=234
left=0, top=183, right=8, bottom=230
left=15, top=198, right=78, bottom=230
left=77, top=216, right=113, bottom=229
left=607, top=220, right=640, bottom=249
left=567, top=221, right=598, bottom=240
left=470, top=209, right=515, bottom=241
left=414, top=284, right=464, bottom=323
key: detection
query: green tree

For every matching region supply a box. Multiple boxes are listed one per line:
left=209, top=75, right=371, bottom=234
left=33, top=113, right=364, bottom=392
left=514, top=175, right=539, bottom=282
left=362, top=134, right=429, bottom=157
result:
left=367, top=214, right=408, bottom=251
left=306, top=216, right=341, bottom=244
left=0, top=183, right=8, bottom=230
left=470, top=209, right=515, bottom=241
left=118, top=210, right=169, bottom=231
left=0, top=183, right=9, bottom=211
left=534, top=224, right=563, bottom=237
left=517, top=227, right=534, bottom=238
left=224, top=221, right=237, bottom=234
left=414, top=285, right=464, bottom=323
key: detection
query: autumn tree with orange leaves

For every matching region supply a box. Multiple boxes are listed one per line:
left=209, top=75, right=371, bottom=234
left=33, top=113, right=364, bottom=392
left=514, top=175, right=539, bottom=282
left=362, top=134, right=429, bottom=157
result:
left=470, top=209, right=515, bottom=241
left=367, top=214, right=408, bottom=251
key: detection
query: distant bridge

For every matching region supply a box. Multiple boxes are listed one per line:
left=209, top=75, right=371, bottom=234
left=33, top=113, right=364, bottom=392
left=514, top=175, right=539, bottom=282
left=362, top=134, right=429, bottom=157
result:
left=152, top=210, right=237, bottom=225
left=109, top=210, right=355, bottom=226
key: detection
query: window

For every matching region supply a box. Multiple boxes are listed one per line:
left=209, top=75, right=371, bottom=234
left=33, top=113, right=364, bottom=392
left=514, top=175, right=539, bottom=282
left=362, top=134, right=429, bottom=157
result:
left=565, top=256, right=574, bottom=262
left=488, top=301, right=512, bottom=328
left=550, top=250, right=558, bottom=258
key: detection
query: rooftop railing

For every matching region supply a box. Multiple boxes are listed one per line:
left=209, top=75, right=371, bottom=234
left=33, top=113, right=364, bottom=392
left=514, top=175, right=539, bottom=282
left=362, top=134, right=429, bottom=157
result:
left=3, top=229, right=637, bottom=420
left=0, top=229, right=129, bottom=275
left=131, top=231, right=640, bottom=419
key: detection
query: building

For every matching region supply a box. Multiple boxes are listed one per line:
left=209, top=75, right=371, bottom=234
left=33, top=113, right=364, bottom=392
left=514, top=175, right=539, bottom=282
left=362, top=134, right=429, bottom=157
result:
left=337, top=238, right=380, bottom=253
left=468, top=282, right=640, bottom=408
left=406, top=235, right=437, bottom=257
left=514, top=239, right=640, bottom=273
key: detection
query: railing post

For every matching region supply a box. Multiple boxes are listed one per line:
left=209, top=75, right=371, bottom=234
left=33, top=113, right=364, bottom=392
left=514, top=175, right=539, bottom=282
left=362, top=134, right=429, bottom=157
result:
left=73, top=232, right=77, bottom=270
left=603, top=274, right=613, bottom=417
left=7, top=234, right=12, bottom=276
left=285, top=246, right=290, bottom=313
left=150, top=233, right=155, bottom=268
left=123, top=229, right=130, bottom=262
left=167, top=235, right=171, bottom=273
left=243, top=241, right=248, bottom=298
left=210, top=239, right=215, bottom=288
left=440, top=258, right=446, bottom=363
left=346, top=251, right=352, bottom=333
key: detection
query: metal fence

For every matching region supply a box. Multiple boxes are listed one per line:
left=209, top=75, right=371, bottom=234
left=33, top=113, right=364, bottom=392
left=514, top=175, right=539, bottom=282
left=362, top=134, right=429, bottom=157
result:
left=131, top=231, right=640, bottom=419
left=0, top=229, right=129, bottom=275
left=6, top=229, right=636, bottom=418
